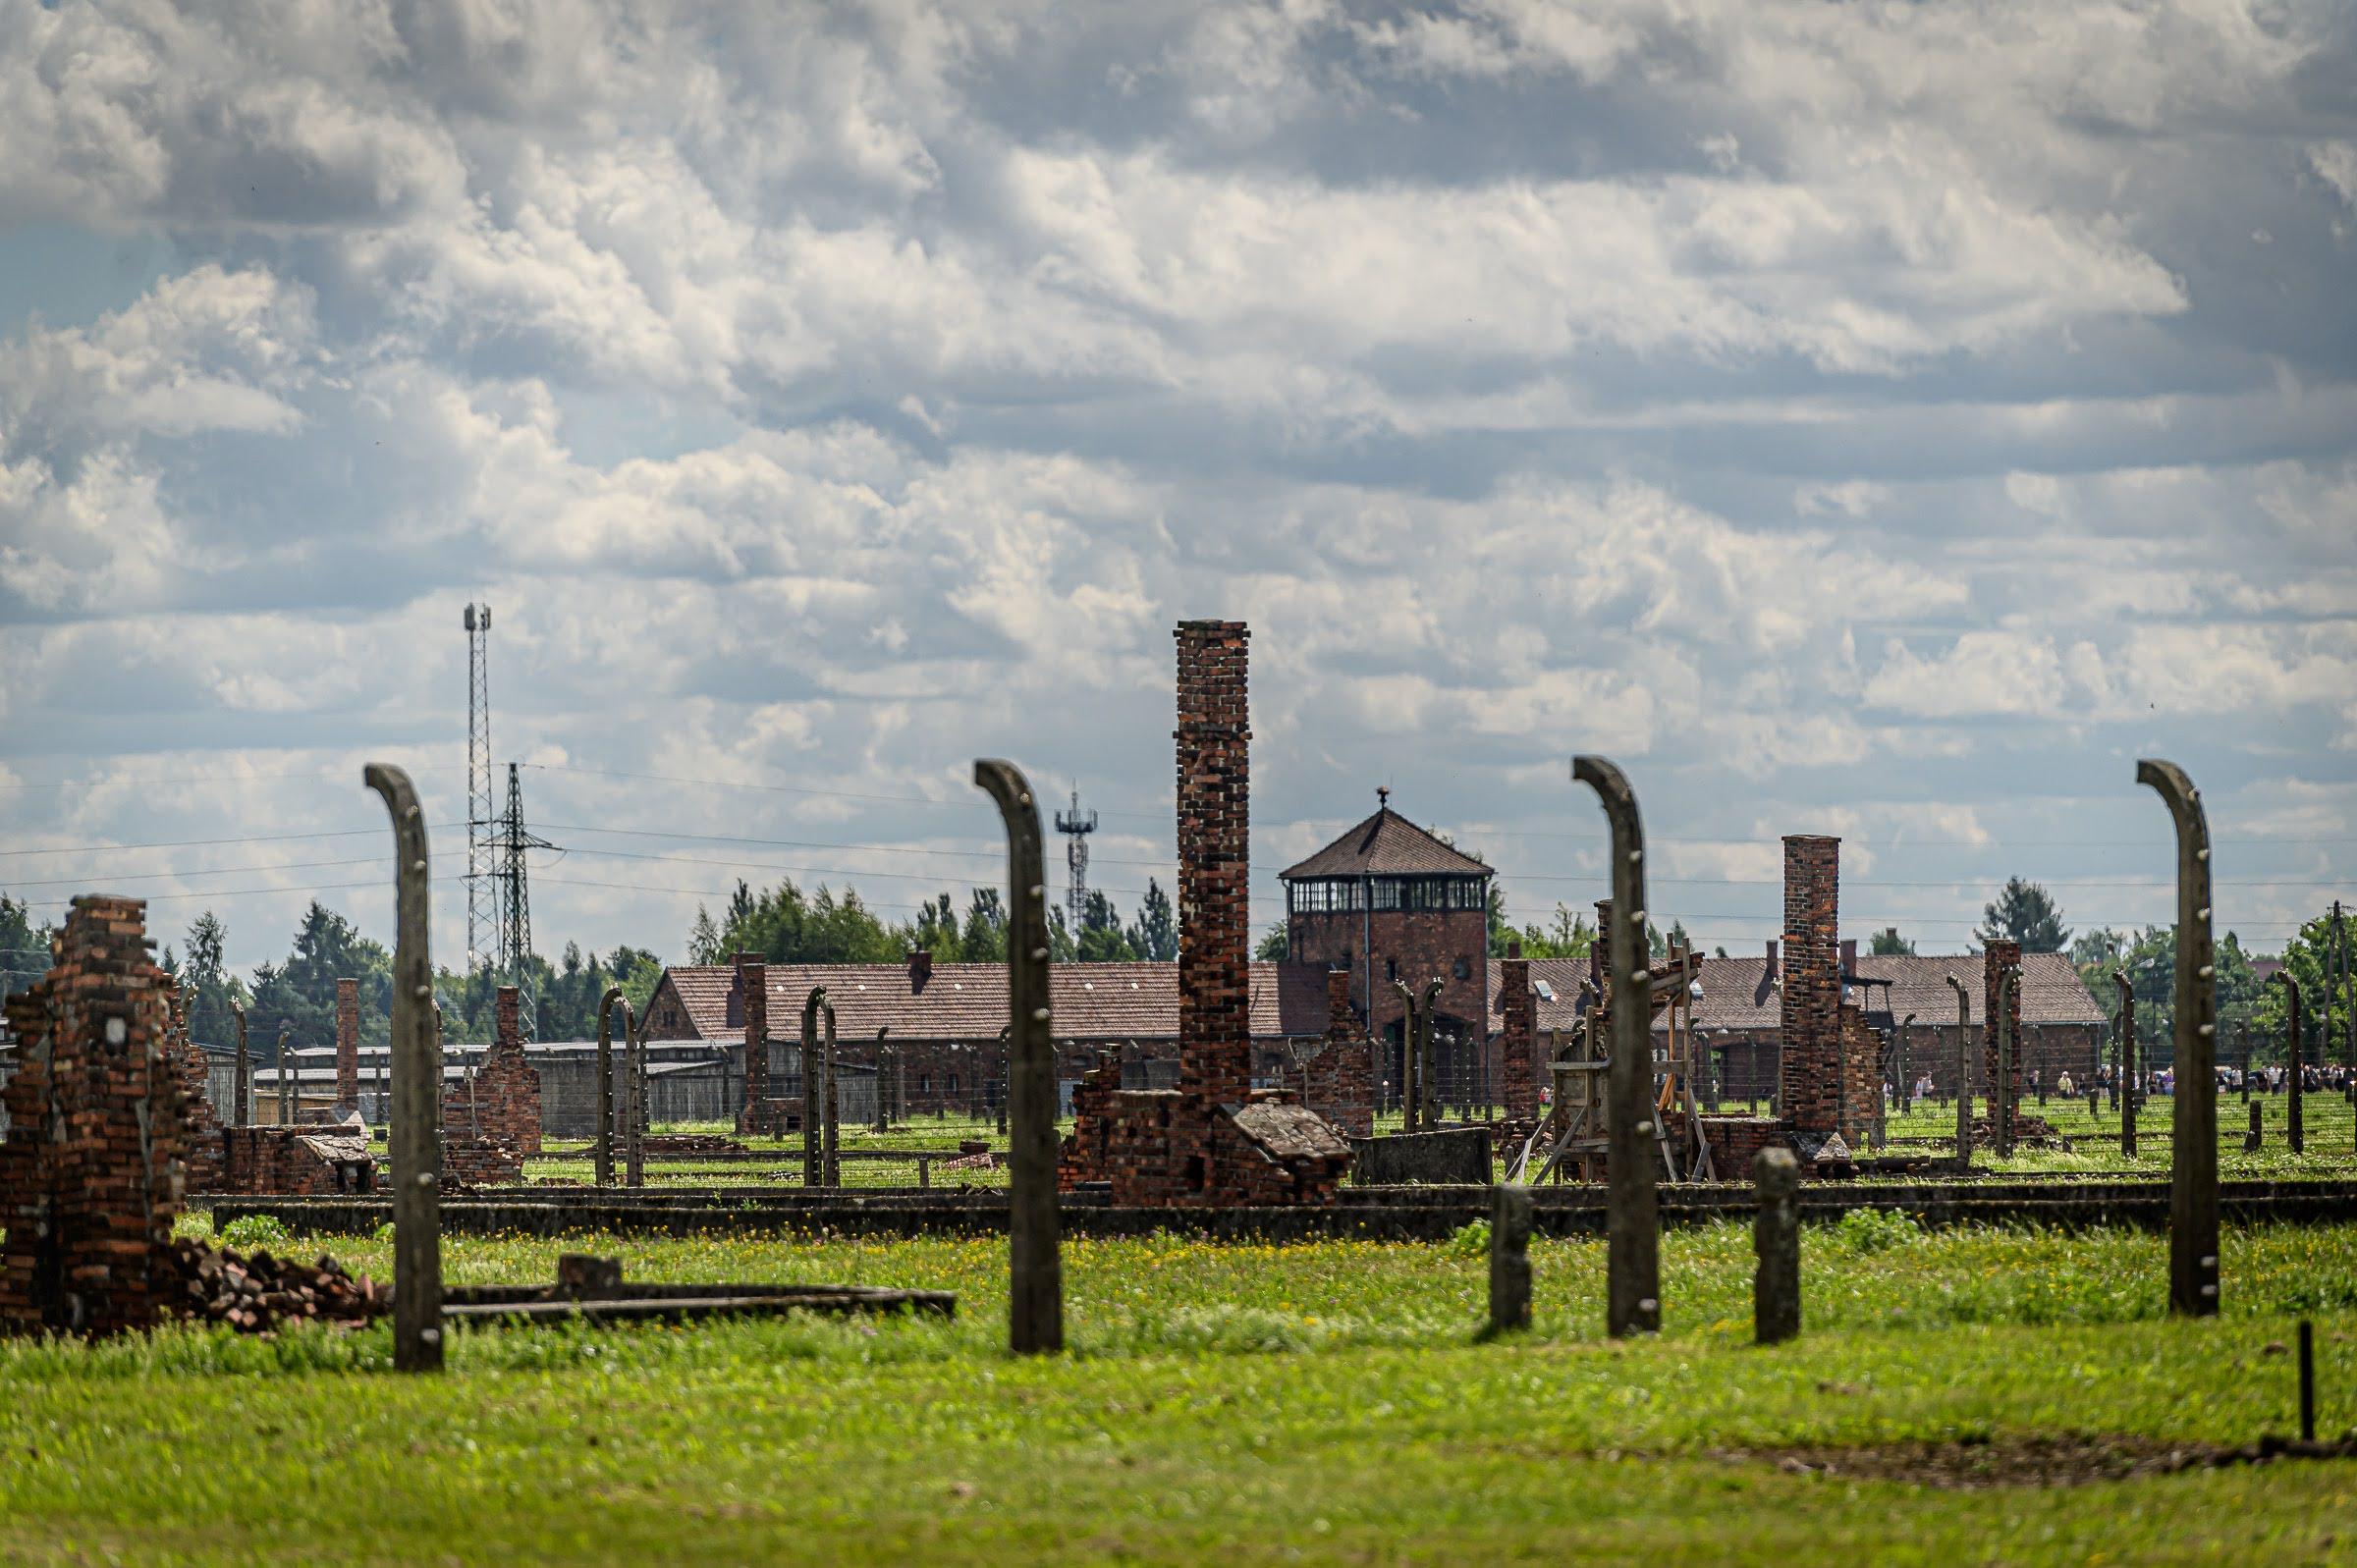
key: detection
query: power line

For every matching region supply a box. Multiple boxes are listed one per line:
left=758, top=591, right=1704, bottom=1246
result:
left=0, top=824, right=466, bottom=859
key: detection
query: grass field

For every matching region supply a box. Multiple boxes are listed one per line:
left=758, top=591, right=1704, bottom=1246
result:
left=7, top=1217, right=2357, bottom=1564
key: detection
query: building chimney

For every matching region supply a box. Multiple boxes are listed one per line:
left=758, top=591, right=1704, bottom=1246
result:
left=494, top=985, right=521, bottom=1057
left=1500, top=941, right=1537, bottom=1122
left=1778, top=836, right=1841, bottom=1135
left=1765, top=938, right=1779, bottom=974
left=1839, top=939, right=1858, bottom=976
left=335, top=977, right=359, bottom=1111
left=736, top=952, right=767, bottom=1113
left=1176, top=621, right=1251, bottom=1111
left=908, top=948, right=933, bottom=989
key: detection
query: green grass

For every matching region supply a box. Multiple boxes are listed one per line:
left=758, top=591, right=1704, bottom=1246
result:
left=9, top=1220, right=2357, bottom=1564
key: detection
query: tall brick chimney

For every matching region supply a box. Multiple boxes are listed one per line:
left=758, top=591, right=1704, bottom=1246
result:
left=1501, top=939, right=1537, bottom=1121
left=1779, top=837, right=1841, bottom=1135
left=1176, top=621, right=1251, bottom=1110
left=335, top=977, right=359, bottom=1112
left=1984, top=940, right=2022, bottom=1122
left=737, top=953, right=768, bottom=1113
left=494, top=985, right=521, bottom=1054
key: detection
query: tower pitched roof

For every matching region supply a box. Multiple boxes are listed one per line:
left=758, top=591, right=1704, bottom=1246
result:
left=1279, top=805, right=1491, bottom=881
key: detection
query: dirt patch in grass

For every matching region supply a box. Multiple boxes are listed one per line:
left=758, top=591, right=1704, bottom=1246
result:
left=1715, top=1433, right=2357, bottom=1488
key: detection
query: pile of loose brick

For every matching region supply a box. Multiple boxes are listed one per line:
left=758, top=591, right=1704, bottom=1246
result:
left=159, top=1238, right=386, bottom=1332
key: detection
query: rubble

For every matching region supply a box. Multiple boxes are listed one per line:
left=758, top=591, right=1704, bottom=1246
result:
left=159, top=1238, right=386, bottom=1333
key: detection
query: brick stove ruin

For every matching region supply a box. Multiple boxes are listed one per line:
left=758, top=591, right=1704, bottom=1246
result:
left=0, top=896, right=192, bottom=1336
left=1697, top=836, right=1880, bottom=1177
left=1060, top=622, right=1351, bottom=1205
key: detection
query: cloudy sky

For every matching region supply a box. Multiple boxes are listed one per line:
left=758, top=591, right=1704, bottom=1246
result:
left=3, top=0, right=2354, bottom=980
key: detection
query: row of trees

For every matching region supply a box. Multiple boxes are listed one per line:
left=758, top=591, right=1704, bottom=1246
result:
left=686, top=876, right=1181, bottom=969
left=0, top=895, right=662, bottom=1061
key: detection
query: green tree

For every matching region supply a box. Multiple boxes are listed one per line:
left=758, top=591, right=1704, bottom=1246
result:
left=179, top=910, right=250, bottom=1048
left=247, top=900, right=393, bottom=1061
left=686, top=906, right=724, bottom=965
left=959, top=889, right=1008, bottom=964
left=1977, top=877, right=2071, bottom=953
left=1490, top=898, right=1594, bottom=960
left=1254, top=920, right=1289, bottom=961
left=0, top=892, right=53, bottom=1000
left=2252, top=910, right=2357, bottom=1064
left=1126, top=879, right=1178, bottom=961
left=1076, top=890, right=1139, bottom=962
left=1869, top=927, right=1917, bottom=957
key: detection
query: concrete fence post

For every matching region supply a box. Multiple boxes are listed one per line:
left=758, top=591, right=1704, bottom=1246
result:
left=976, top=758, right=1063, bottom=1356
left=799, top=988, right=827, bottom=1187
left=1575, top=755, right=1660, bottom=1338
left=2116, top=973, right=2138, bottom=1159
left=1946, top=976, right=1972, bottom=1169
left=1996, top=968, right=2020, bottom=1159
left=365, top=762, right=442, bottom=1374
left=1487, top=1184, right=1533, bottom=1335
left=2272, top=972, right=2305, bottom=1156
left=1753, top=1147, right=1800, bottom=1345
left=2246, top=1100, right=2263, bottom=1153
left=2139, top=759, right=2220, bottom=1318
left=822, top=999, right=841, bottom=1187
left=622, top=1001, right=646, bottom=1188
left=594, top=986, right=625, bottom=1187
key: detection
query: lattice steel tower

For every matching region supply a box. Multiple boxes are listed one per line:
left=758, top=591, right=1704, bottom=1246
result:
left=497, top=762, right=555, bottom=1041
left=1054, top=787, right=1097, bottom=935
left=463, top=604, right=498, bottom=977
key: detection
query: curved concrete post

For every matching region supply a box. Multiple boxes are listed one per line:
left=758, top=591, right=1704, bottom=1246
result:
left=875, top=1028, right=893, bottom=1132
left=2139, top=759, right=2219, bottom=1318
left=974, top=757, right=1063, bottom=1355
left=1392, top=979, right=1422, bottom=1133
left=232, top=1005, right=249, bottom=1126
left=1996, top=967, right=2020, bottom=1159
left=1573, top=755, right=1659, bottom=1337
left=593, top=986, right=626, bottom=1187
left=364, top=762, right=442, bottom=1374
left=2115, top=972, right=2138, bottom=1158
left=277, top=1025, right=293, bottom=1125
left=798, top=987, right=827, bottom=1185
left=622, top=1000, right=646, bottom=1188
left=821, top=999, right=841, bottom=1187
left=2272, top=971, right=2304, bottom=1155
left=1945, top=974, right=1972, bottom=1168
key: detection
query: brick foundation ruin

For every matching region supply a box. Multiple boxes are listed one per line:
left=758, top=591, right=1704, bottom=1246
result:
left=166, top=981, right=227, bottom=1193
left=0, top=897, right=191, bottom=1335
left=221, top=1126, right=376, bottom=1195
left=736, top=953, right=777, bottom=1135
left=1059, top=622, right=1351, bottom=1204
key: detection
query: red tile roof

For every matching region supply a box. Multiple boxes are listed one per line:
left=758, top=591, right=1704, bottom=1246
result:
left=1484, top=951, right=2105, bottom=1034
left=655, top=961, right=1334, bottom=1043
left=1279, top=806, right=1492, bottom=880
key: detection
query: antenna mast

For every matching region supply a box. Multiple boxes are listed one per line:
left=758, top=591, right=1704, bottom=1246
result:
left=1054, top=787, right=1098, bottom=936
left=463, top=604, right=497, bottom=977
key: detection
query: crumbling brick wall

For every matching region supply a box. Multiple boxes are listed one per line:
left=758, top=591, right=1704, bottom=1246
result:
left=167, top=983, right=226, bottom=1192
left=1057, top=1053, right=1124, bottom=1189
left=220, top=1128, right=376, bottom=1196
left=1698, top=1115, right=1790, bottom=1176
left=0, top=896, right=190, bottom=1337
left=1297, top=967, right=1375, bottom=1138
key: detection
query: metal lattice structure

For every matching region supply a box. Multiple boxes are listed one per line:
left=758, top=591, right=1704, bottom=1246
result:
left=497, top=762, right=555, bottom=1041
left=463, top=604, right=498, bottom=978
left=1053, top=787, right=1097, bottom=936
